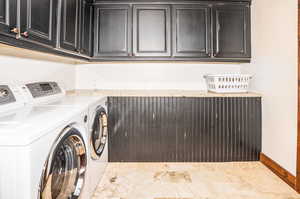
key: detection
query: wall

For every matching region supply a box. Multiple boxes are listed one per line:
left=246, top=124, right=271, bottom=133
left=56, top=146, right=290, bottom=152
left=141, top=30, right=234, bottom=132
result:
left=0, top=55, right=76, bottom=90
left=1, top=0, right=295, bottom=176
left=77, top=0, right=299, bottom=176
left=242, top=0, right=298, bottom=175
left=76, top=63, right=241, bottom=90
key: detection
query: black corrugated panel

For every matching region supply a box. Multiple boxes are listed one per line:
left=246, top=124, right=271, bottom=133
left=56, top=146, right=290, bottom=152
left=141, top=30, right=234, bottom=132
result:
left=108, top=97, right=262, bottom=162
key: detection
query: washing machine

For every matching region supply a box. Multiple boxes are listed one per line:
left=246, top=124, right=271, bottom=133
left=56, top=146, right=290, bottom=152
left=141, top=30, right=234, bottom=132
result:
left=0, top=84, right=90, bottom=199
left=20, top=81, right=109, bottom=197
left=86, top=96, right=108, bottom=195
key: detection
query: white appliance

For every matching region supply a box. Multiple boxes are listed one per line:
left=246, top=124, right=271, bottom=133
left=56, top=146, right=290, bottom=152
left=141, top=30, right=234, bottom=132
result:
left=22, top=82, right=109, bottom=197
left=86, top=96, right=108, bottom=196
left=0, top=84, right=26, bottom=113
left=20, top=82, right=65, bottom=105
left=0, top=84, right=90, bottom=199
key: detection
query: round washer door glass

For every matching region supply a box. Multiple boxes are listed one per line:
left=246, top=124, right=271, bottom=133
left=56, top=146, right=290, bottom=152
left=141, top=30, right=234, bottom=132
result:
left=39, top=127, right=87, bottom=199
left=91, top=106, right=108, bottom=160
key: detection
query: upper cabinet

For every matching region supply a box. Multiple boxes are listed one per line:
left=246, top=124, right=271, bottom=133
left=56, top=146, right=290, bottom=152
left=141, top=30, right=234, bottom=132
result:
left=172, top=4, right=211, bottom=58
left=58, top=0, right=80, bottom=52
left=133, top=5, right=171, bottom=57
left=0, top=0, right=252, bottom=63
left=92, top=1, right=251, bottom=62
left=20, top=0, right=57, bottom=46
left=80, top=1, right=93, bottom=56
left=0, top=0, right=92, bottom=58
left=212, top=4, right=251, bottom=59
left=0, top=0, right=17, bottom=37
left=94, top=5, right=132, bottom=57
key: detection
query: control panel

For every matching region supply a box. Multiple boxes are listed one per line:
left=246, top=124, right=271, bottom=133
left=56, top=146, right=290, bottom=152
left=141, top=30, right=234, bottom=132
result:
left=0, top=85, right=16, bottom=105
left=26, top=82, right=62, bottom=98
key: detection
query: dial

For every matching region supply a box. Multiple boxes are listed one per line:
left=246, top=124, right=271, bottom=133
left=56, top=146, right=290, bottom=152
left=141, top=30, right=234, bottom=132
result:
left=0, top=89, right=9, bottom=98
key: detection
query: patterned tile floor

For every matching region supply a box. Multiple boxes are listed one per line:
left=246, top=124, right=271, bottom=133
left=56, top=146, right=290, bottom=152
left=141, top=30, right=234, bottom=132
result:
left=92, top=162, right=300, bottom=199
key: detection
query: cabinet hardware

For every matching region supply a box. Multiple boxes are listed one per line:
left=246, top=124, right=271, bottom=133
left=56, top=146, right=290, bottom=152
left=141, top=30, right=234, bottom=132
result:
left=21, top=31, right=29, bottom=38
left=0, top=89, right=9, bottom=98
left=10, top=28, right=19, bottom=34
left=10, top=28, right=21, bottom=39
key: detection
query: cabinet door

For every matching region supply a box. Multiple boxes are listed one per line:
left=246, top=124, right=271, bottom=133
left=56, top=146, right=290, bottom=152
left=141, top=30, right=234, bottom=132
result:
left=59, top=0, right=80, bottom=52
left=213, top=4, right=251, bottom=58
left=133, top=5, right=171, bottom=57
left=108, top=97, right=178, bottom=162
left=172, top=5, right=211, bottom=58
left=0, top=0, right=17, bottom=37
left=94, top=5, right=132, bottom=57
left=21, top=0, right=57, bottom=46
left=80, top=1, right=93, bottom=56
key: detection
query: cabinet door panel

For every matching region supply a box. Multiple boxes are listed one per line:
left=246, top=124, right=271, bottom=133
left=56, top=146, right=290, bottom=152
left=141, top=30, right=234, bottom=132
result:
left=213, top=4, right=251, bottom=58
left=173, top=5, right=211, bottom=57
left=94, top=5, right=131, bottom=57
left=0, top=0, right=6, bottom=24
left=133, top=5, right=171, bottom=57
left=30, top=1, right=51, bottom=35
left=23, top=0, right=56, bottom=46
left=80, top=1, right=93, bottom=56
left=108, top=97, right=178, bottom=162
left=138, top=10, right=165, bottom=52
left=59, top=0, right=80, bottom=51
left=0, top=0, right=17, bottom=37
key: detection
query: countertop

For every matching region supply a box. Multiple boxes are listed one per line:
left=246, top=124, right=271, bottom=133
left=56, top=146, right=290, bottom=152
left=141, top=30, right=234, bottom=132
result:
left=66, top=89, right=262, bottom=97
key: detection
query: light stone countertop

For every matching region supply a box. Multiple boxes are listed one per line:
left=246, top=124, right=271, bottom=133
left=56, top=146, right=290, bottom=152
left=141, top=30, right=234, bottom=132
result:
left=67, top=89, right=262, bottom=97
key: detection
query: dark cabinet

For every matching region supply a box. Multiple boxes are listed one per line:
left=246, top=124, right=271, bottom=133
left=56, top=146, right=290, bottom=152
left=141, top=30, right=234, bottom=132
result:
left=172, top=5, right=211, bottom=58
left=92, top=2, right=251, bottom=62
left=58, top=0, right=81, bottom=52
left=94, top=5, right=132, bottom=57
left=20, top=0, right=57, bottom=46
left=0, top=0, right=92, bottom=59
left=108, top=97, right=262, bottom=162
left=80, top=1, right=93, bottom=56
left=0, top=0, right=252, bottom=62
left=213, top=4, right=251, bottom=58
left=108, top=97, right=179, bottom=162
left=0, top=0, right=17, bottom=37
left=133, top=5, right=171, bottom=57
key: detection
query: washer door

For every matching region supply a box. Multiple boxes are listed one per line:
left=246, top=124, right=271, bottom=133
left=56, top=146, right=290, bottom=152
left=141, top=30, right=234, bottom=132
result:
left=91, top=106, right=108, bottom=160
left=39, top=127, right=87, bottom=199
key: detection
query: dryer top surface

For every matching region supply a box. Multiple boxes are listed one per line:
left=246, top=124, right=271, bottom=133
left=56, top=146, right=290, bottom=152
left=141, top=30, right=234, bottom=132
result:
left=0, top=105, right=85, bottom=146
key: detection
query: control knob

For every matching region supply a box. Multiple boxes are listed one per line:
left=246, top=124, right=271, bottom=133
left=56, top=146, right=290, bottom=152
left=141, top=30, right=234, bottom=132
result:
left=0, top=89, right=9, bottom=98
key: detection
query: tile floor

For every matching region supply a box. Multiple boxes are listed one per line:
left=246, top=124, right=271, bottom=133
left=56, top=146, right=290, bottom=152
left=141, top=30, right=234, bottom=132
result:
left=92, top=162, right=300, bottom=199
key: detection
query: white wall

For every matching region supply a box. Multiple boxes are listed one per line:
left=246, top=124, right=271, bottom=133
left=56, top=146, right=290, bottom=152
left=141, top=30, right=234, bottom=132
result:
left=0, top=55, right=76, bottom=90
left=76, top=63, right=241, bottom=90
left=242, top=0, right=298, bottom=175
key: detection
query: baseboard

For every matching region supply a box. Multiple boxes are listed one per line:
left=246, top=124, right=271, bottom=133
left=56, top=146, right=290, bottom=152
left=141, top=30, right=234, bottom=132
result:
left=260, top=153, right=296, bottom=190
